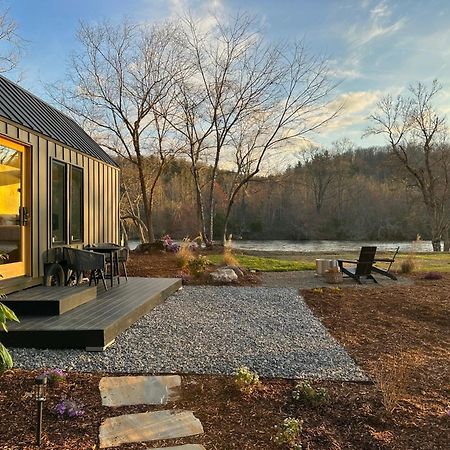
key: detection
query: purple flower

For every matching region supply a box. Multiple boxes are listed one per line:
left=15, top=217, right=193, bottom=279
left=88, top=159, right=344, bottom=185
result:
left=54, top=399, right=84, bottom=418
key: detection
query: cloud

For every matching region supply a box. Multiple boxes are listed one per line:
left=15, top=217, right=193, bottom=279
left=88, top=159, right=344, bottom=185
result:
left=320, top=90, right=382, bottom=131
left=346, top=1, right=405, bottom=46
left=166, top=0, right=224, bottom=32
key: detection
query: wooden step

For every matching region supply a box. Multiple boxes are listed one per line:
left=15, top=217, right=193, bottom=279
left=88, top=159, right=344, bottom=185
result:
left=3, top=285, right=97, bottom=316
left=0, top=276, right=42, bottom=295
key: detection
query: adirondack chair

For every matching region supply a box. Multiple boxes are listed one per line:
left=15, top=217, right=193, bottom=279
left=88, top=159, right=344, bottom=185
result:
left=338, top=246, right=378, bottom=284
left=373, top=246, right=399, bottom=280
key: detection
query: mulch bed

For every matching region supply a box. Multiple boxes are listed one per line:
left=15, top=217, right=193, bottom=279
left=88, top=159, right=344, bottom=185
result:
left=127, top=250, right=261, bottom=286
left=0, top=267, right=449, bottom=449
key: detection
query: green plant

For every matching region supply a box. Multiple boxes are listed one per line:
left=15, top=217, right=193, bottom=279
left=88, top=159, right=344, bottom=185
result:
left=312, top=287, right=323, bottom=295
left=187, top=255, right=211, bottom=278
left=274, top=417, right=303, bottom=449
left=234, top=366, right=260, bottom=394
left=0, top=301, right=19, bottom=372
left=292, top=381, right=328, bottom=406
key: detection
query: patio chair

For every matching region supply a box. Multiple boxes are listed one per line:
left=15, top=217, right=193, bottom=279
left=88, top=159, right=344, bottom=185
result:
left=92, top=243, right=129, bottom=282
left=63, top=247, right=108, bottom=290
left=373, top=246, right=399, bottom=280
left=338, top=246, right=378, bottom=284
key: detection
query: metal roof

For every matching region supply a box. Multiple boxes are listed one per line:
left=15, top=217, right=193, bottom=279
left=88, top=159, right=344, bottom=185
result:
left=0, top=75, right=117, bottom=167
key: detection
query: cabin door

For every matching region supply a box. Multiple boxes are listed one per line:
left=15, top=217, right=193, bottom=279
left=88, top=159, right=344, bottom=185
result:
left=0, top=136, right=30, bottom=279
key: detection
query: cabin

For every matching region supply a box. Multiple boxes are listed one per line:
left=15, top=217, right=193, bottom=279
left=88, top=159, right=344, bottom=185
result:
left=0, top=75, right=180, bottom=350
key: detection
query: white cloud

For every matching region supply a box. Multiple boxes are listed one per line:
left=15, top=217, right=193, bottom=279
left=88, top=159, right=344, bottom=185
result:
left=346, top=1, right=405, bottom=46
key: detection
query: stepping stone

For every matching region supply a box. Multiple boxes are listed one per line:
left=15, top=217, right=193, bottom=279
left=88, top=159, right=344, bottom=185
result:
left=150, top=446, right=206, bottom=450
left=99, top=410, right=203, bottom=448
left=99, top=375, right=181, bottom=406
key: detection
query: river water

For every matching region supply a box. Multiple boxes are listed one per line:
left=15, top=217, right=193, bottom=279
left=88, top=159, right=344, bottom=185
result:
left=128, top=239, right=435, bottom=253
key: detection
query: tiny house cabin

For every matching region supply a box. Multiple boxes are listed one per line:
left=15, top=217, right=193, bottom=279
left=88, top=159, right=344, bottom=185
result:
left=0, top=75, right=120, bottom=286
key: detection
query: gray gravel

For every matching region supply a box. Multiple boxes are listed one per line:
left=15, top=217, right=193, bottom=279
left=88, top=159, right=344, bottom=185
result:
left=11, top=286, right=367, bottom=381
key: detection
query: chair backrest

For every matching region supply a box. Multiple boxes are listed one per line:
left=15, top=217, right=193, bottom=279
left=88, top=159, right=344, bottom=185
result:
left=63, top=247, right=105, bottom=271
left=355, top=246, right=377, bottom=276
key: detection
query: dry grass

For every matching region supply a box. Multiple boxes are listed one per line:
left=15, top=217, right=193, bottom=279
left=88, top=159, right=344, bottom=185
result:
left=175, top=238, right=194, bottom=268
left=400, top=257, right=416, bottom=273
left=375, top=353, right=410, bottom=413
left=223, top=246, right=239, bottom=266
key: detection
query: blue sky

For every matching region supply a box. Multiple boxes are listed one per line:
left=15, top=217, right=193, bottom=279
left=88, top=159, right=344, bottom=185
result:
left=6, top=0, right=450, bottom=149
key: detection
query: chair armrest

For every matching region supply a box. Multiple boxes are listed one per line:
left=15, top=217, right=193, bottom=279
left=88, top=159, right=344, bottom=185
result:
left=338, top=259, right=357, bottom=264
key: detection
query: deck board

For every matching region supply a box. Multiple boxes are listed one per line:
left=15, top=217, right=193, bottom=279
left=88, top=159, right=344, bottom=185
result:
left=1, top=277, right=181, bottom=349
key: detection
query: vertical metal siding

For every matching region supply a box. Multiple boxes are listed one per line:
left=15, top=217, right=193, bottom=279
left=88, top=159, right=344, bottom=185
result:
left=0, top=118, right=120, bottom=278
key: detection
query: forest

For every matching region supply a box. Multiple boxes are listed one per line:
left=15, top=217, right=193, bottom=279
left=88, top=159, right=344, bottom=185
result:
left=119, top=144, right=432, bottom=243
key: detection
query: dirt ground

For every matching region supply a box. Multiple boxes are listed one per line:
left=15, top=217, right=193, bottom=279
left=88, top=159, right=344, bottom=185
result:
left=0, top=254, right=449, bottom=449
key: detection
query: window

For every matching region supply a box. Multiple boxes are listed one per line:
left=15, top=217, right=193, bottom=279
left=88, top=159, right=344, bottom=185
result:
left=70, top=167, right=83, bottom=242
left=51, top=161, right=66, bottom=244
left=51, top=160, right=84, bottom=245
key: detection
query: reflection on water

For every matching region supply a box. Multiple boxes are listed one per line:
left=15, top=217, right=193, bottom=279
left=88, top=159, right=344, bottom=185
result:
left=128, top=239, right=434, bottom=253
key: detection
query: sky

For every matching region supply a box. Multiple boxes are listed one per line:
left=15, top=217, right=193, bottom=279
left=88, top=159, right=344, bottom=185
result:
left=5, top=0, right=450, bottom=150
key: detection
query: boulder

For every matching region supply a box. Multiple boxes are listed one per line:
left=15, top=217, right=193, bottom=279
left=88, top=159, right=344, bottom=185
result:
left=210, top=267, right=239, bottom=283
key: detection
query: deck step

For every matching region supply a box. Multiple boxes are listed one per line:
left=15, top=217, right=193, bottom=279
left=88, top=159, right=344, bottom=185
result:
left=1, top=277, right=182, bottom=349
left=0, top=276, right=42, bottom=295
left=3, top=285, right=97, bottom=316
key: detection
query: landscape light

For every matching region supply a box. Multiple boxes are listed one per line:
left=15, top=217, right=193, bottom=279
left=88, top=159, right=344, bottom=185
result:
left=34, top=375, right=47, bottom=446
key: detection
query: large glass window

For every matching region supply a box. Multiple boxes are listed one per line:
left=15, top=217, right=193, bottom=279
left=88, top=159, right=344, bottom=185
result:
left=51, top=161, right=66, bottom=244
left=70, top=167, right=83, bottom=242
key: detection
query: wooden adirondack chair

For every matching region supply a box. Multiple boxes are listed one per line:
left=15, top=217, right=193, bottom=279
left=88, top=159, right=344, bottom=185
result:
left=338, top=246, right=378, bottom=284
left=373, top=246, right=399, bottom=280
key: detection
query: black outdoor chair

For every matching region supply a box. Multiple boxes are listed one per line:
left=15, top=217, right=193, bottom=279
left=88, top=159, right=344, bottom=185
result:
left=373, top=246, right=399, bottom=280
left=63, top=247, right=108, bottom=290
left=338, top=246, right=378, bottom=284
left=92, top=243, right=129, bottom=282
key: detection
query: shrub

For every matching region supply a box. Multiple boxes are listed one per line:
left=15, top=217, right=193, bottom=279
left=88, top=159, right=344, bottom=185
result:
left=422, top=272, right=443, bottom=280
left=292, top=381, right=328, bottom=406
left=234, top=366, right=260, bottom=394
left=0, top=302, right=19, bottom=373
left=400, top=258, right=416, bottom=274
left=312, top=287, right=323, bottom=295
left=175, top=238, right=195, bottom=268
left=274, top=417, right=303, bottom=449
left=54, top=398, right=84, bottom=418
left=187, top=255, right=211, bottom=278
left=376, top=353, right=412, bottom=414
left=41, top=369, right=67, bottom=386
left=223, top=235, right=239, bottom=266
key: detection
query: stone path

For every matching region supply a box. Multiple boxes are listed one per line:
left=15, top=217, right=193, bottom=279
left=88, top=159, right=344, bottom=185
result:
left=99, top=375, right=181, bottom=406
left=99, top=375, right=204, bottom=449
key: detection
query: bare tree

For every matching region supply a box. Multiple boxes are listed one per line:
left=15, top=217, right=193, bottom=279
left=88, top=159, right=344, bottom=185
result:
left=49, top=20, right=182, bottom=243
left=0, top=6, right=23, bottom=74
left=170, top=14, right=338, bottom=243
left=367, top=80, right=450, bottom=251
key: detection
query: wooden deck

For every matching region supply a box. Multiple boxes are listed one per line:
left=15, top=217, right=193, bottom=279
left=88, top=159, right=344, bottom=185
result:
left=0, top=277, right=181, bottom=350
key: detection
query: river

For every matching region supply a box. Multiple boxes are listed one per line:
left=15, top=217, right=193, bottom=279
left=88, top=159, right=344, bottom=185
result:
left=127, top=239, right=435, bottom=253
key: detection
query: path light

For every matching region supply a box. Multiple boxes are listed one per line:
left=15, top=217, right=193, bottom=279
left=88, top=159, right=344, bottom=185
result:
left=34, top=375, right=47, bottom=446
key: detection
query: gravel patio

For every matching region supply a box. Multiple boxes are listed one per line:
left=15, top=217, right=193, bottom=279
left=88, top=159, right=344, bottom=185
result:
left=12, top=286, right=367, bottom=381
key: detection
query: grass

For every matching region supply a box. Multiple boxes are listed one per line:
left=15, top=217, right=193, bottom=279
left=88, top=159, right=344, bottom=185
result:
left=208, top=254, right=315, bottom=272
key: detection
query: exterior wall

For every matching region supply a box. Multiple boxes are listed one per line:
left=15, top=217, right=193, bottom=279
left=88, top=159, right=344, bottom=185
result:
left=0, top=117, right=120, bottom=279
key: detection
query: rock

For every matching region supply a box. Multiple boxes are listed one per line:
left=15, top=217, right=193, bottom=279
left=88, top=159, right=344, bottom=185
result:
left=210, top=268, right=238, bottom=283
left=99, top=375, right=181, bottom=406
left=99, top=410, right=204, bottom=448
left=135, top=241, right=165, bottom=253
left=225, top=265, right=245, bottom=277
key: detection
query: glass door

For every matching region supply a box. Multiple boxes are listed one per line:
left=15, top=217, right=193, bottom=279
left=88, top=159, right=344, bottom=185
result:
left=0, top=137, right=28, bottom=279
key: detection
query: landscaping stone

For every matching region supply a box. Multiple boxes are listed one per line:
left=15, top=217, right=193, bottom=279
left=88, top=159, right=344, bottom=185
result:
left=210, top=267, right=238, bottom=283
left=150, top=446, right=206, bottom=450
left=99, top=375, right=181, bottom=406
left=99, top=410, right=203, bottom=448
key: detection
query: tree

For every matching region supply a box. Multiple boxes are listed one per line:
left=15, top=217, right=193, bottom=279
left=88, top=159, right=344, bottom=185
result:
left=367, top=80, right=450, bottom=251
left=50, top=20, right=182, bottom=242
left=0, top=6, right=23, bottom=74
left=169, top=14, right=338, bottom=243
